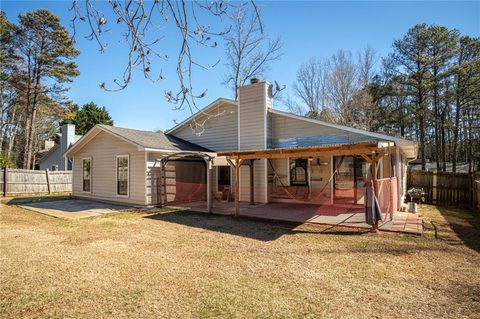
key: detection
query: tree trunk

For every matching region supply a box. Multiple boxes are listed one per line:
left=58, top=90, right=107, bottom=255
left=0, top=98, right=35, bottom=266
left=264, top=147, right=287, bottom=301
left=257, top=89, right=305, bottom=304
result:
left=441, top=118, right=447, bottom=172
left=452, top=89, right=461, bottom=173
left=433, top=84, right=441, bottom=172
left=419, top=113, right=426, bottom=171
left=25, top=57, right=43, bottom=170
left=22, top=115, right=31, bottom=168
left=25, top=101, right=39, bottom=170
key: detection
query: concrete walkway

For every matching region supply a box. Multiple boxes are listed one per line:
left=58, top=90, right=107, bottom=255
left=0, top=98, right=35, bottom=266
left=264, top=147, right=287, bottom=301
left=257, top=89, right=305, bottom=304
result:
left=20, top=199, right=131, bottom=219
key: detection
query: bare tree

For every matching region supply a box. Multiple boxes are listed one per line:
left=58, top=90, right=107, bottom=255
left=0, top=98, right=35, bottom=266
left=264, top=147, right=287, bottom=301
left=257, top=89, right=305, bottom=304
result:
left=71, top=1, right=267, bottom=120
left=357, top=46, right=377, bottom=87
left=223, top=5, right=282, bottom=100
left=346, top=87, right=379, bottom=131
left=291, top=57, right=330, bottom=119
left=327, top=50, right=358, bottom=125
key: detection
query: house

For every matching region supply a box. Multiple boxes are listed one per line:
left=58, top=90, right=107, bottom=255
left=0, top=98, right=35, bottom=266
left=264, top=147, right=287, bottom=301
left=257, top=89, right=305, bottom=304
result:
left=38, top=124, right=82, bottom=171
left=64, top=80, right=417, bottom=227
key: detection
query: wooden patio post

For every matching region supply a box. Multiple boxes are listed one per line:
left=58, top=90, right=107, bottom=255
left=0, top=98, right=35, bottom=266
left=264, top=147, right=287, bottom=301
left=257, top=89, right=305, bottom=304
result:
left=235, top=158, right=241, bottom=216
left=371, top=156, right=380, bottom=232
left=249, top=159, right=255, bottom=205
left=330, top=157, right=334, bottom=205
left=206, top=159, right=212, bottom=214
left=45, top=169, right=51, bottom=194
left=161, top=162, right=167, bottom=207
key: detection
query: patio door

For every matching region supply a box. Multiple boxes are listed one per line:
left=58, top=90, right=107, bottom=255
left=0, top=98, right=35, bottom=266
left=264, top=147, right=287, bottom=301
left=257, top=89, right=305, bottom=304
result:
left=217, top=166, right=231, bottom=192
left=333, top=156, right=367, bottom=205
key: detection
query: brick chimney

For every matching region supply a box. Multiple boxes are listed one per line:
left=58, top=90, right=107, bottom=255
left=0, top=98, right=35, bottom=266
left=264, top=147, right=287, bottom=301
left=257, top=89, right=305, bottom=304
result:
left=60, top=124, right=76, bottom=170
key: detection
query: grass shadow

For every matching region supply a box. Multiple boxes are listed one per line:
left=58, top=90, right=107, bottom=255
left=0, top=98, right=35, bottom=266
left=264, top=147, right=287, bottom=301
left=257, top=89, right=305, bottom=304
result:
left=144, top=210, right=368, bottom=241
left=435, top=206, right=480, bottom=253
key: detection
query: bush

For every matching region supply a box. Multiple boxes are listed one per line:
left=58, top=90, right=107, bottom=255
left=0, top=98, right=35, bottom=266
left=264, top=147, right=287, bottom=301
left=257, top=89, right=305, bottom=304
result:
left=0, top=153, right=15, bottom=168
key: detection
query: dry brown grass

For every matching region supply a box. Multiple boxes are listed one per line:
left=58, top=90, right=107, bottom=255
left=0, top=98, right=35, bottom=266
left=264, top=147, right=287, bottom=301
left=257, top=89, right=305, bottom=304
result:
left=1, top=203, right=479, bottom=318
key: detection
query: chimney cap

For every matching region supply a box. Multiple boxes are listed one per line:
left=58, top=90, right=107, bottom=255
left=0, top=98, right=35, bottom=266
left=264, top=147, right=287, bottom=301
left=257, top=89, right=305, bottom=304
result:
left=250, top=78, right=260, bottom=84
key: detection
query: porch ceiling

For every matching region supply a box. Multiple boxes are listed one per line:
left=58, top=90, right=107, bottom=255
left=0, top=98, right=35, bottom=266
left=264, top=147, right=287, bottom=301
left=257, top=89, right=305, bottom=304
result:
left=217, top=141, right=384, bottom=160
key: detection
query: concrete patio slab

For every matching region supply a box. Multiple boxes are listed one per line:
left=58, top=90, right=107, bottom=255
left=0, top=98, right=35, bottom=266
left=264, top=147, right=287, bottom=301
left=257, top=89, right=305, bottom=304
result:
left=171, top=201, right=424, bottom=235
left=19, top=199, right=131, bottom=219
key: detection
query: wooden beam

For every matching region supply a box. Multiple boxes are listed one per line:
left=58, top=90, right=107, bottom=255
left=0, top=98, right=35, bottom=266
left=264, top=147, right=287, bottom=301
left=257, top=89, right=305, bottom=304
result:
left=224, top=148, right=381, bottom=161
left=218, top=142, right=380, bottom=160
left=361, top=154, right=372, bottom=163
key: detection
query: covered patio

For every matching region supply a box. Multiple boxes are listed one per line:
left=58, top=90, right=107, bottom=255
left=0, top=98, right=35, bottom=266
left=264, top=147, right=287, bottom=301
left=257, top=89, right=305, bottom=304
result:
left=215, top=141, right=423, bottom=234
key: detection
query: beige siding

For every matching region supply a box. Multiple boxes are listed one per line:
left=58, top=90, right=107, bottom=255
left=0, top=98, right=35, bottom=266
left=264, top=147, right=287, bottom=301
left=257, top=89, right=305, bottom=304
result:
left=72, top=131, right=146, bottom=205
left=145, top=152, right=166, bottom=205
left=238, top=160, right=268, bottom=202
left=172, top=102, right=238, bottom=152
left=237, top=82, right=270, bottom=203
left=238, top=82, right=268, bottom=150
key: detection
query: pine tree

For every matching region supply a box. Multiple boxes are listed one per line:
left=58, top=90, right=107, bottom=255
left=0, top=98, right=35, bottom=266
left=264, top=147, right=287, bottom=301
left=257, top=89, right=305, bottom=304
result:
left=71, top=102, right=114, bottom=135
left=15, top=9, right=79, bottom=168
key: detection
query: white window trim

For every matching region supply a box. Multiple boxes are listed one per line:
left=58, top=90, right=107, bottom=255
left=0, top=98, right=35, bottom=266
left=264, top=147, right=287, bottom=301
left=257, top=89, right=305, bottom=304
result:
left=82, top=157, right=92, bottom=193
left=116, top=154, right=130, bottom=198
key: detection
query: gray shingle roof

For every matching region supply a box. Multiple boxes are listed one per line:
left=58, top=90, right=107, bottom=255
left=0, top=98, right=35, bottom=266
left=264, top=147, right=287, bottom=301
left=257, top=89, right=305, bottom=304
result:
left=98, top=125, right=212, bottom=152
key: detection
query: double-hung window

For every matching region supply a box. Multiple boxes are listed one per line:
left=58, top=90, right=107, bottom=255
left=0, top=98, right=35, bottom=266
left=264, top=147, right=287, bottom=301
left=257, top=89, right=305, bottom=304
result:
left=82, top=158, right=91, bottom=192
left=116, top=155, right=129, bottom=196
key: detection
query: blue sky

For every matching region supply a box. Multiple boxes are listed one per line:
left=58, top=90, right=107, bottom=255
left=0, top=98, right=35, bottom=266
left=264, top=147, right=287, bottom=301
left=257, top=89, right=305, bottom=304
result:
left=2, top=1, right=479, bottom=131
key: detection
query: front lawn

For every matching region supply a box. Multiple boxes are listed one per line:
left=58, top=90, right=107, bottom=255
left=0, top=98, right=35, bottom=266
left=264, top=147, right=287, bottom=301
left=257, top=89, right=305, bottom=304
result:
left=1, top=203, right=479, bottom=318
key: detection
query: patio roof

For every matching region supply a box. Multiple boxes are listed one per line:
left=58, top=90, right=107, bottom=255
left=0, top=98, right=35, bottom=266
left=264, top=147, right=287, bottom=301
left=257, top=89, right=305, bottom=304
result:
left=217, top=141, right=385, bottom=160
left=219, top=141, right=390, bottom=224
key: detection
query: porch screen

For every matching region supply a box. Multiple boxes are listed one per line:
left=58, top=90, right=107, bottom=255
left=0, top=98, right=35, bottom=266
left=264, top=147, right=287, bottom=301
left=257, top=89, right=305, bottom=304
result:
left=164, top=159, right=206, bottom=204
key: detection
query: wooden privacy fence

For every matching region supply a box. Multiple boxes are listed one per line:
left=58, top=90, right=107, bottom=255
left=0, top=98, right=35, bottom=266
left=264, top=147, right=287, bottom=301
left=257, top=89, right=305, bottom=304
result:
left=407, top=168, right=480, bottom=209
left=0, top=168, right=72, bottom=196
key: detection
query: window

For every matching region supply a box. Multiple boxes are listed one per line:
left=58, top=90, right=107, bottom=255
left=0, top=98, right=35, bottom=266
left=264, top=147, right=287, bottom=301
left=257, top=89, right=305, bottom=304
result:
left=116, top=155, right=129, bottom=196
left=217, top=166, right=231, bottom=192
left=82, top=158, right=91, bottom=192
left=290, top=158, right=308, bottom=186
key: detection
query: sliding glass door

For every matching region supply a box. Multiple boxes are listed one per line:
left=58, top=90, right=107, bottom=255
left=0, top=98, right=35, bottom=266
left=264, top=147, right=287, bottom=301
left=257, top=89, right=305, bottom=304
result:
left=333, top=156, right=368, bottom=205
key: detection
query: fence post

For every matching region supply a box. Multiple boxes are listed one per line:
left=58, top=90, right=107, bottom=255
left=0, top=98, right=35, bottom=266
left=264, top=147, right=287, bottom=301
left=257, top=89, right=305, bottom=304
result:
left=45, top=169, right=51, bottom=194
left=3, top=167, right=7, bottom=197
